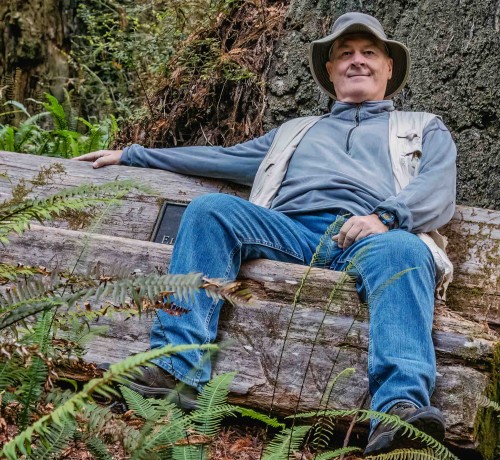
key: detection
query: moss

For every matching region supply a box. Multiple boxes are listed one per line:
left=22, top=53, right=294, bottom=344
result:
left=474, top=342, right=500, bottom=460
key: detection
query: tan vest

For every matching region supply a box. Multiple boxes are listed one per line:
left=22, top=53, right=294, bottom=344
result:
left=249, top=111, right=453, bottom=300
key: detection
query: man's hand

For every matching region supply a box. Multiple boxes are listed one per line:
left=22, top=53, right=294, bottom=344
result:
left=73, top=150, right=123, bottom=168
left=333, top=214, right=389, bottom=249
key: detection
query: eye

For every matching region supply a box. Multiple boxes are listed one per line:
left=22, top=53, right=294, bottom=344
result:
left=364, top=50, right=376, bottom=56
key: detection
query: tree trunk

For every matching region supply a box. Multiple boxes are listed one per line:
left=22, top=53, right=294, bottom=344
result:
left=0, top=0, right=77, bottom=107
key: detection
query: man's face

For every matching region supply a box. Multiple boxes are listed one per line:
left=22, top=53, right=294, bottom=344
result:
left=326, top=34, right=393, bottom=103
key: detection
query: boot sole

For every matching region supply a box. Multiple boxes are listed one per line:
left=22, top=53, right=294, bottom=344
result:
left=364, top=407, right=446, bottom=456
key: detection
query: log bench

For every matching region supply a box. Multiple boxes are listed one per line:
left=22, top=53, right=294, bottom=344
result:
left=0, top=151, right=498, bottom=457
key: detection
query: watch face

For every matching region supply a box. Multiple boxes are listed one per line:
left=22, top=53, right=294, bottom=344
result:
left=379, top=211, right=395, bottom=223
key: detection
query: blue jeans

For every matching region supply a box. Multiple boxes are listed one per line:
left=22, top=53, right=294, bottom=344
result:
left=151, top=194, right=436, bottom=416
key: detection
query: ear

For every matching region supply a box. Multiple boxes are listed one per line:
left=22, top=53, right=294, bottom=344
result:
left=326, top=60, right=335, bottom=84
left=386, top=57, right=393, bottom=80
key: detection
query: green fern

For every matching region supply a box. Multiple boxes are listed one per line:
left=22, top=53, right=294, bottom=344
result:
left=0, top=179, right=148, bottom=245
left=42, top=94, right=69, bottom=131
left=85, top=436, right=114, bottom=460
left=0, top=357, right=27, bottom=391
left=292, top=409, right=458, bottom=460
left=478, top=395, right=500, bottom=415
left=190, top=371, right=236, bottom=437
left=28, top=418, right=76, bottom=460
left=309, top=415, right=336, bottom=451
left=314, top=446, right=362, bottom=459
left=232, top=407, right=285, bottom=429
left=262, top=425, right=311, bottom=460
left=0, top=263, right=43, bottom=283
left=365, top=448, right=443, bottom=459
left=0, top=343, right=216, bottom=460
left=120, top=384, right=176, bottom=421
left=172, top=444, right=206, bottom=460
left=120, top=385, right=196, bottom=459
left=0, top=125, right=15, bottom=151
left=18, top=312, right=54, bottom=428
left=310, top=368, right=356, bottom=450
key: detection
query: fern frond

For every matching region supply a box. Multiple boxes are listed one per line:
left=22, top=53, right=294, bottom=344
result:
left=0, top=297, right=65, bottom=330
left=232, top=407, right=285, bottom=429
left=0, top=179, right=150, bottom=245
left=190, top=371, right=236, bottom=437
left=314, top=446, right=362, bottom=460
left=365, top=448, right=442, bottom=459
left=1, top=343, right=216, bottom=460
left=172, top=444, right=206, bottom=460
left=130, top=412, right=191, bottom=460
left=83, top=403, right=115, bottom=434
left=19, top=312, right=53, bottom=428
left=85, top=436, right=114, bottom=460
left=478, top=395, right=500, bottom=414
left=367, top=268, right=416, bottom=306
left=262, top=425, right=311, bottom=460
left=120, top=385, right=176, bottom=421
left=28, top=417, right=76, bottom=459
left=318, top=367, right=356, bottom=408
left=0, top=263, right=43, bottom=283
left=42, top=94, right=68, bottom=130
left=291, top=409, right=458, bottom=460
left=0, top=356, right=28, bottom=390
left=310, top=416, right=336, bottom=450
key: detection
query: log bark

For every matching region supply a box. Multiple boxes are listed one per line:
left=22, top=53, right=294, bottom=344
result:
left=1, top=151, right=498, bottom=454
left=1, top=151, right=498, bottom=328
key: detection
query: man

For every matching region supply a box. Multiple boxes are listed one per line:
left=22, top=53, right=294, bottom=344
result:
left=76, top=12, right=456, bottom=455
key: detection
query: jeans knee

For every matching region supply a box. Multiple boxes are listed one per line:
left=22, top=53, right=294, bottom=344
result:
left=381, top=231, right=433, bottom=266
left=184, top=193, right=241, bottom=222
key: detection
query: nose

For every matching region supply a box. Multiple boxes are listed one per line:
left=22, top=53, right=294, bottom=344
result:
left=350, top=51, right=366, bottom=66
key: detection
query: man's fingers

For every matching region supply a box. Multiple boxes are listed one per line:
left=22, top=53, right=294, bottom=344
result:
left=73, top=151, right=103, bottom=162
left=334, top=215, right=390, bottom=249
left=73, top=150, right=122, bottom=168
left=342, top=225, right=362, bottom=249
left=92, top=155, right=116, bottom=169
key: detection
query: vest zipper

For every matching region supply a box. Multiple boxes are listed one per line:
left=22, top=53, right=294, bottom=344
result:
left=346, top=105, right=361, bottom=154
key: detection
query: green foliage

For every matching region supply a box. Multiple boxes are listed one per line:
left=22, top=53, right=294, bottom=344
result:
left=0, top=93, right=118, bottom=157
left=0, top=344, right=217, bottom=459
left=292, top=409, right=459, bottom=460
left=85, top=437, right=114, bottom=460
left=0, top=179, right=144, bottom=246
left=261, top=425, right=311, bottom=460
left=365, top=448, right=444, bottom=459
left=191, top=371, right=237, bottom=437
left=71, top=0, right=242, bottom=120
left=28, top=418, right=77, bottom=460
left=314, top=446, right=363, bottom=459
left=478, top=395, right=500, bottom=415
left=18, top=312, right=54, bottom=428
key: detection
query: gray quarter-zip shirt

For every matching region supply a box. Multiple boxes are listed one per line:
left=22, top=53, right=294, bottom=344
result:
left=121, top=100, right=456, bottom=233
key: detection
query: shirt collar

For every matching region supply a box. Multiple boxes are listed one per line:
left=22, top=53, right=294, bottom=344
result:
left=330, top=100, right=395, bottom=121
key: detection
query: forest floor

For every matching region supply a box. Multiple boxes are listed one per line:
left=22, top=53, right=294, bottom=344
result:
left=0, top=397, right=363, bottom=459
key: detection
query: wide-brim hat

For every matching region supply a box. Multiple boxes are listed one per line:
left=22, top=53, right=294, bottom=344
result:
left=309, top=12, right=410, bottom=99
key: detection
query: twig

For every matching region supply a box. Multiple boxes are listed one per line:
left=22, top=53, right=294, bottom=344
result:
left=339, top=390, right=369, bottom=459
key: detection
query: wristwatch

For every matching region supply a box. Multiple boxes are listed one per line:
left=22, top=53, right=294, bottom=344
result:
left=376, top=210, right=397, bottom=229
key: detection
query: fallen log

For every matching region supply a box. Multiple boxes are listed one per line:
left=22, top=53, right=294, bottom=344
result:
left=0, top=151, right=498, bottom=456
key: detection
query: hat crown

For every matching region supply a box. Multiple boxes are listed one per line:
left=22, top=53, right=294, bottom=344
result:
left=330, top=12, right=388, bottom=40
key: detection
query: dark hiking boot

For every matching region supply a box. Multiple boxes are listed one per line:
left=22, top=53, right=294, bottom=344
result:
left=98, top=362, right=199, bottom=410
left=364, top=403, right=446, bottom=456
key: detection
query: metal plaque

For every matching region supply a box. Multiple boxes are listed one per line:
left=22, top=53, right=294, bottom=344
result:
left=151, top=201, right=188, bottom=245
